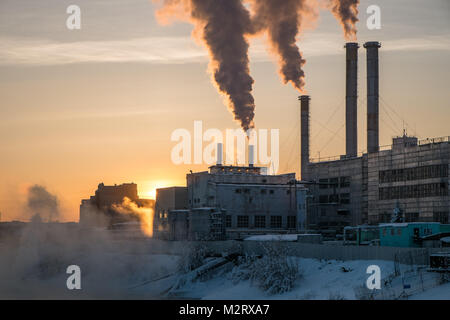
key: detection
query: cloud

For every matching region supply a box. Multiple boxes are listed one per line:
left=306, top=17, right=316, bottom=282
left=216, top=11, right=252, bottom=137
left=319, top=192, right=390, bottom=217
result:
left=0, top=33, right=449, bottom=66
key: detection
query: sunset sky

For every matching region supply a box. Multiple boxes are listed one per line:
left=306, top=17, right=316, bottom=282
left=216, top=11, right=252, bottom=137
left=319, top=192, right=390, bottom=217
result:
left=0, top=0, right=449, bottom=221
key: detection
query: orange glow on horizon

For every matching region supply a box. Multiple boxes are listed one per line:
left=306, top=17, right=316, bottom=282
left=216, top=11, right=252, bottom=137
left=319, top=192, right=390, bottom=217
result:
left=138, top=179, right=184, bottom=200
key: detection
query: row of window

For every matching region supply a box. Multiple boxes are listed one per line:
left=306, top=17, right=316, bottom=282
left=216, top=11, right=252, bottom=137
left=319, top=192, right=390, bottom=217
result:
left=226, top=215, right=296, bottom=229
left=235, top=188, right=275, bottom=194
left=318, top=193, right=351, bottom=204
left=378, top=212, right=450, bottom=224
left=379, top=164, right=448, bottom=183
left=319, top=176, right=351, bottom=189
left=379, top=182, right=448, bottom=200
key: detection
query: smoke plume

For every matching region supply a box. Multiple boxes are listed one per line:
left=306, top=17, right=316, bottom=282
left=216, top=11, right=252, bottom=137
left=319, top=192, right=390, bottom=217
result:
left=26, top=185, right=59, bottom=222
left=155, top=0, right=256, bottom=131
left=112, top=197, right=154, bottom=237
left=328, top=0, right=359, bottom=40
left=249, top=0, right=317, bottom=92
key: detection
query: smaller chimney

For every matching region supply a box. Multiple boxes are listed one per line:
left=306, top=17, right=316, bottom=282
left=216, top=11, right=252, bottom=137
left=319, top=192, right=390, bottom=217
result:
left=216, top=143, right=223, bottom=166
left=248, top=144, right=255, bottom=167
left=300, top=95, right=310, bottom=180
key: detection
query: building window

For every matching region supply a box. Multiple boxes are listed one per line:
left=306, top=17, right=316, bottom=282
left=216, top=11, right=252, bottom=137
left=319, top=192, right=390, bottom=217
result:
left=340, top=176, right=351, bottom=188
left=319, top=179, right=328, bottom=189
left=329, top=194, right=339, bottom=203
left=287, top=216, right=296, bottom=229
left=254, top=215, right=266, bottom=228
left=329, top=178, right=339, bottom=187
left=269, top=190, right=274, bottom=194
left=226, top=215, right=232, bottom=228
left=340, top=193, right=350, bottom=204
left=337, top=209, right=350, bottom=216
left=270, top=216, right=282, bottom=228
left=237, top=215, right=249, bottom=228
left=319, top=195, right=328, bottom=204
left=235, top=189, right=242, bottom=194
left=320, top=209, right=327, bottom=217
left=433, top=212, right=449, bottom=224
left=405, top=212, right=419, bottom=222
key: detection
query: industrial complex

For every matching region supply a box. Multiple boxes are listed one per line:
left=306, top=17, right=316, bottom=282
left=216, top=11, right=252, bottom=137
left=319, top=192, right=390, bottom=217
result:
left=79, top=41, right=450, bottom=248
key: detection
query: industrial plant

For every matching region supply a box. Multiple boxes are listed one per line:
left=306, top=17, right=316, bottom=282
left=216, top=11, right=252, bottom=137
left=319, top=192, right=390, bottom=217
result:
left=300, top=41, right=450, bottom=244
left=77, top=41, right=450, bottom=249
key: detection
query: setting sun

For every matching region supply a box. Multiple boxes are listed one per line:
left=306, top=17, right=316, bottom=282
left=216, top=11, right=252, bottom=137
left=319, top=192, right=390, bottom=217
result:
left=138, top=180, right=183, bottom=200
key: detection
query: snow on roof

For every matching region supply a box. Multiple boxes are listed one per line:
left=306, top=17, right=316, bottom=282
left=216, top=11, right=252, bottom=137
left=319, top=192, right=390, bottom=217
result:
left=379, top=223, right=409, bottom=227
left=441, top=237, right=450, bottom=243
left=379, top=222, right=441, bottom=227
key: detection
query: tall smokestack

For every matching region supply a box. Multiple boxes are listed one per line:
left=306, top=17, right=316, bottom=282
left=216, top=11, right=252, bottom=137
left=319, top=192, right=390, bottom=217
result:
left=364, top=41, right=381, bottom=153
left=344, top=42, right=359, bottom=157
left=217, top=143, right=223, bottom=166
left=248, top=144, right=255, bottom=167
left=300, top=95, right=310, bottom=180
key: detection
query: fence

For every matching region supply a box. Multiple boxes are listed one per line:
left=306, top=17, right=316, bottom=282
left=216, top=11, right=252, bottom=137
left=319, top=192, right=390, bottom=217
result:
left=144, top=239, right=450, bottom=264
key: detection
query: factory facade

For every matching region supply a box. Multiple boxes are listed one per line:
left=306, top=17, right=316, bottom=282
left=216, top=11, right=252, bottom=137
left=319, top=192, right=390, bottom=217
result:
left=301, top=41, right=449, bottom=234
left=153, top=145, right=308, bottom=240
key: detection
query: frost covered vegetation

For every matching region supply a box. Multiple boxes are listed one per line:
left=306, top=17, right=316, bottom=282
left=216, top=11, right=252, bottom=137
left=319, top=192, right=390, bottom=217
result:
left=230, top=243, right=300, bottom=295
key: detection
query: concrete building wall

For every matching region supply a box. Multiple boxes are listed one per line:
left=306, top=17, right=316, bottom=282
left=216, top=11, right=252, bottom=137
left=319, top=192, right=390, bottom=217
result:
left=154, top=186, right=188, bottom=239
left=368, top=139, right=450, bottom=224
left=304, top=137, right=449, bottom=233
left=305, top=156, right=367, bottom=232
left=186, top=166, right=307, bottom=239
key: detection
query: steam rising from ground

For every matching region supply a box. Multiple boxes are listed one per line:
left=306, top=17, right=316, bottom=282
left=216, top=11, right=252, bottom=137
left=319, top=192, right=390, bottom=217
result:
left=0, top=221, right=178, bottom=299
left=112, top=197, right=154, bottom=237
left=26, top=185, right=59, bottom=222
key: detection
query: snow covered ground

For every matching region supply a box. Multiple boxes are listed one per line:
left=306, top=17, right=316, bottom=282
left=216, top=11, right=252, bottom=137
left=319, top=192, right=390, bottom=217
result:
left=409, top=282, right=450, bottom=300
left=1, top=222, right=447, bottom=300
left=159, top=257, right=449, bottom=300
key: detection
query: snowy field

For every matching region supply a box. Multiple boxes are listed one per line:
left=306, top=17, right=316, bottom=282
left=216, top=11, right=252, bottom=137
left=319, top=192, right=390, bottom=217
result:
left=161, top=257, right=449, bottom=300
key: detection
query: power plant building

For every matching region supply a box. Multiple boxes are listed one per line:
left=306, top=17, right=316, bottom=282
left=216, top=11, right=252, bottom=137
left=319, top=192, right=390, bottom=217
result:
left=301, top=41, right=450, bottom=234
left=79, top=182, right=154, bottom=227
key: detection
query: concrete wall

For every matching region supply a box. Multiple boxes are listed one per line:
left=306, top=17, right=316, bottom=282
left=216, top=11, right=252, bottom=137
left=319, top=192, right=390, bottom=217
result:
left=368, top=141, right=449, bottom=224
left=144, top=239, right=450, bottom=265
left=306, top=156, right=367, bottom=230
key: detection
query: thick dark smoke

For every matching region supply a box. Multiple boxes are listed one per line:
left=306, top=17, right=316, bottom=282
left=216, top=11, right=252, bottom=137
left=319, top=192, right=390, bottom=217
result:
left=26, top=185, right=59, bottom=222
left=329, top=0, right=359, bottom=40
left=156, top=0, right=256, bottom=131
left=154, top=0, right=359, bottom=126
left=250, top=0, right=313, bottom=92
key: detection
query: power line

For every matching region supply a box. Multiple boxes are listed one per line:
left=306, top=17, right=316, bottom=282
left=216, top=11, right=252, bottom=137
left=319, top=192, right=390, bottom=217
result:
left=318, top=122, right=345, bottom=155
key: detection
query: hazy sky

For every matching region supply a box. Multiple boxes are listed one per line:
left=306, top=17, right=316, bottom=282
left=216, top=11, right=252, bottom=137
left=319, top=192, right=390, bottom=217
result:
left=0, top=0, right=449, bottom=221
